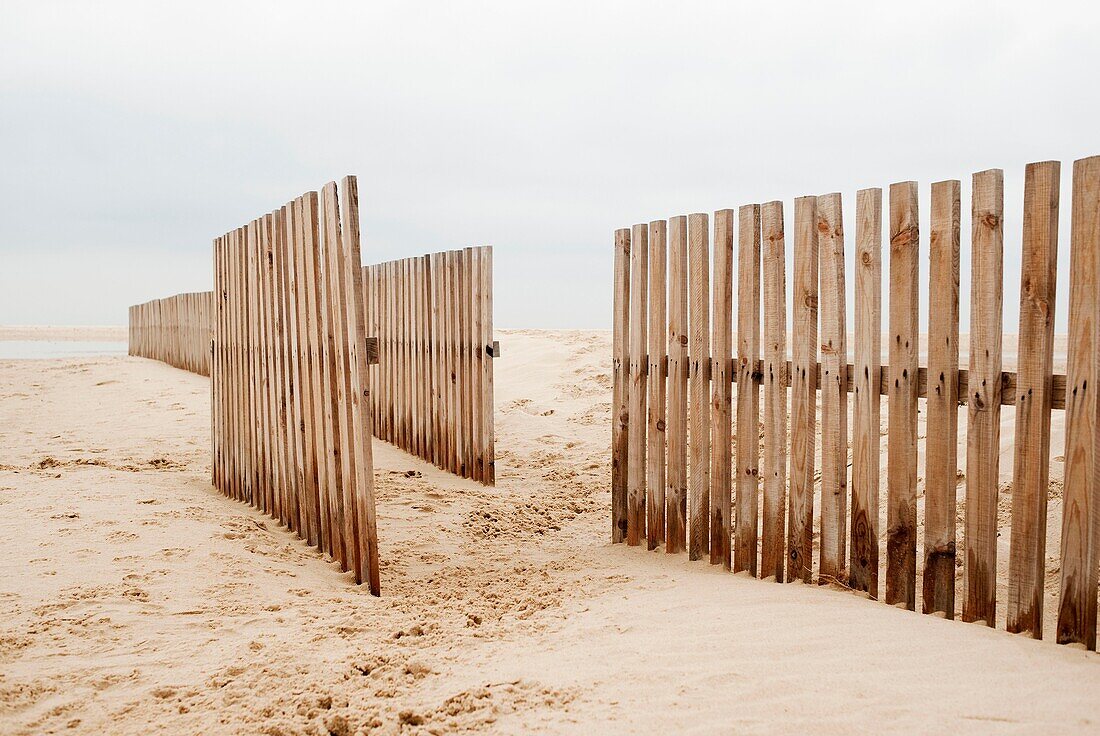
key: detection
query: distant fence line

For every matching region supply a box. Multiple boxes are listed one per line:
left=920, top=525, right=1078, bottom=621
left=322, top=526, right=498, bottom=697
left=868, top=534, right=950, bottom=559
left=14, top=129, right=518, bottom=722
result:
left=128, top=292, right=214, bottom=375
left=612, top=156, right=1100, bottom=649
left=363, top=248, right=496, bottom=485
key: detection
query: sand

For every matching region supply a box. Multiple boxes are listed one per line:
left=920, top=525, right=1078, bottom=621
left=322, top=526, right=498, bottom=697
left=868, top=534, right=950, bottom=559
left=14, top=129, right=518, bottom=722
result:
left=0, top=328, right=1098, bottom=735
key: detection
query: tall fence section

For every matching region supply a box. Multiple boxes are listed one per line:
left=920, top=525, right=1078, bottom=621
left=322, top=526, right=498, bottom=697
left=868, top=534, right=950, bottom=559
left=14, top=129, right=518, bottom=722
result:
left=363, top=248, right=496, bottom=485
left=211, top=177, right=381, bottom=593
left=612, top=156, right=1100, bottom=649
left=128, top=292, right=214, bottom=375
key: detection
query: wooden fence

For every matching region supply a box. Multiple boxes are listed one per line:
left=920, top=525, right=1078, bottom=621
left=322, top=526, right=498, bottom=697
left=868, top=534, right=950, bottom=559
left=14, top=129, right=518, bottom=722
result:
left=128, top=292, right=214, bottom=375
left=612, top=156, right=1100, bottom=649
left=363, top=248, right=496, bottom=485
left=211, top=177, right=381, bottom=593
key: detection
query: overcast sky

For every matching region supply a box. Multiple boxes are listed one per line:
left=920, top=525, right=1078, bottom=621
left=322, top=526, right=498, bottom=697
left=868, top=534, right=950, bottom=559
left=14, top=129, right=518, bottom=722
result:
left=2, top=1, right=1098, bottom=330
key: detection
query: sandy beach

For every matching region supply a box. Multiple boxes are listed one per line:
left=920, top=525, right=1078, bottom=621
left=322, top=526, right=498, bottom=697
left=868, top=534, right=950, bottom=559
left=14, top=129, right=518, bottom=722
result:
left=1, top=328, right=1098, bottom=735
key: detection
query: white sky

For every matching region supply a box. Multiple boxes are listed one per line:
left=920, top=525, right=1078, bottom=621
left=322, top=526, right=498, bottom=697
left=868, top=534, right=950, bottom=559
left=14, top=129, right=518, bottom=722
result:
left=2, top=1, right=1098, bottom=330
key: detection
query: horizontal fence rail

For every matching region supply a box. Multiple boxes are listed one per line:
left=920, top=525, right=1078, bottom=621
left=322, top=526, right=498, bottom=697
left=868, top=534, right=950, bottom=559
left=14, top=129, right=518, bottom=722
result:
left=363, top=247, right=496, bottom=485
left=211, top=177, right=381, bottom=593
left=612, top=156, right=1100, bottom=649
left=128, top=292, right=214, bottom=375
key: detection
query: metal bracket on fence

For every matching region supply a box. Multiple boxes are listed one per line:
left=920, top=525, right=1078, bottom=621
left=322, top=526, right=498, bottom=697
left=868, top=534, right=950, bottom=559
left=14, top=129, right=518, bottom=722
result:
left=487, top=341, right=501, bottom=358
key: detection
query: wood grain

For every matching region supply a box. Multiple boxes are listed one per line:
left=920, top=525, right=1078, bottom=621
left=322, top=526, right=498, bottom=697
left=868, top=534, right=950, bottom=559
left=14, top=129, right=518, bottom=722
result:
left=1007, top=161, right=1059, bottom=637
left=923, top=180, right=961, bottom=617
left=760, top=201, right=787, bottom=582
left=666, top=216, right=689, bottom=553
left=886, top=181, right=919, bottom=610
left=817, top=193, right=847, bottom=583
left=711, top=209, right=734, bottom=569
left=1056, top=155, right=1100, bottom=649
left=627, top=223, right=649, bottom=546
left=851, top=188, right=882, bottom=597
left=963, top=169, right=1004, bottom=627
left=688, top=213, right=711, bottom=561
left=788, top=196, right=818, bottom=584
left=735, top=204, right=761, bottom=576
left=647, top=220, right=668, bottom=549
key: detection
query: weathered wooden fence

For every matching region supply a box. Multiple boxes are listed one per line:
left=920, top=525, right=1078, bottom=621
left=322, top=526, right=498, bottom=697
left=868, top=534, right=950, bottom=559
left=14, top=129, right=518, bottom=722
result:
left=363, top=248, right=496, bottom=485
left=128, top=292, right=214, bottom=375
left=211, top=177, right=381, bottom=593
left=612, top=156, right=1100, bottom=649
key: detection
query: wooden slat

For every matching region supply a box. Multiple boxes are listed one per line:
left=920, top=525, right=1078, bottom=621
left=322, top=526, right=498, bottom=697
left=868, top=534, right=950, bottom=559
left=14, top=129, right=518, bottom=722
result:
left=665, top=216, right=689, bottom=554
left=611, top=229, right=629, bottom=545
left=851, top=188, right=882, bottom=598
left=963, top=168, right=1004, bottom=627
left=923, top=180, right=961, bottom=617
left=788, top=196, right=818, bottom=584
left=1007, top=161, right=1060, bottom=637
left=688, top=213, right=711, bottom=561
left=292, top=197, right=322, bottom=549
left=627, top=223, right=649, bottom=546
left=886, top=181, right=919, bottom=610
left=1056, top=155, right=1100, bottom=649
left=760, top=201, right=787, bottom=582
left=337, top=176, right=381, bottom=594
left=481, top=247, right=495, bottom=485
left=735, top=204, right=761, bottom=576
left=711, top=209, right=734, bottom=569
left=647, top=220, right=668, bottom=549
left=817, top=193, right=847, bottom=583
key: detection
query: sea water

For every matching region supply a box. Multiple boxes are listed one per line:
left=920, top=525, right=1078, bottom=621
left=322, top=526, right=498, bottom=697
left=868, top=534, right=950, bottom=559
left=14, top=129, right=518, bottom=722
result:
left=0, top=341, right=128, bottom=359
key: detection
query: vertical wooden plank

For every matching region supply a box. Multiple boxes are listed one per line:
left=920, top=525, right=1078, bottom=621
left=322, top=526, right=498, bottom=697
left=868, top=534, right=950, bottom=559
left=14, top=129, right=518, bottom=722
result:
left=612, top=228, right=631, bottom=543
left=923, top=180, right=961, bottom=616
left=789, top=196, right=818, bottom=584
left=647, top=220, right=668, bottom=548
left=665, top=216, right=689, bottom=554
left=309, top=191, right=344, bottom=564
left=1008, top=161, right=1060, bottom=637
left=248, top=220, right=263, bottom=509
left=852, top=188, right=883, bottom=598
left=736, top=204, right=762, bottom=576
left=337, top=176, right=381, bottom=594
left=480, top=246, right=495, bottom=485
left=711, top=209, right=734, bottom=569
left=817, top=193, right=848, bottom=583
left=462, top=249, right=475, bottom=478
left=322, top=182, right=362, bottom=580
left=963, top=168, right=1004, bottom=627
left=886, top=181, right=919, bottom=609
left=292, top=197, right=322, bottom=549
left=1057, top=155, right=1100, bottom=649
left=627, top=223, right=649, bottom=546
left=688, top=212, right=711, bottom=561
left=760, top=201, right=787, bottom=581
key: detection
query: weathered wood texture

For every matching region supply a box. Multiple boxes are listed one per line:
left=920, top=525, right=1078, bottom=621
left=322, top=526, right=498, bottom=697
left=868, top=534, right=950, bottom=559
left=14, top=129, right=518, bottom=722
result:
left=711, top=209, right=734, bottom=568
left=1057, top=156, right=1100, bottom=650
left=361, top=247, right=495, bottom=485
left=688, top=213, right=711, bottom=561
left=647, top=220, right=668, bottom=550
left=788, top=196, right=818, bottom=584
left=760, top=201, right=787, bottom=582
left=627, top=223, right=649, bottom=547
left=612, top=229, right=631, bottom=543
left=735, top=204, right=761, bottom=576
left=850, top=187, right=881, bottom=598
left=817, top=193, right=847, bottom=583
left=666, top=216, right=689, bottom=553
left=1007, top=162, right=1059, bottom=638
left=923, top=179, right=961, bottom=618
left=963, top=169, right=1004, bottom=627
left=886, top=181, right=919, bottom=610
